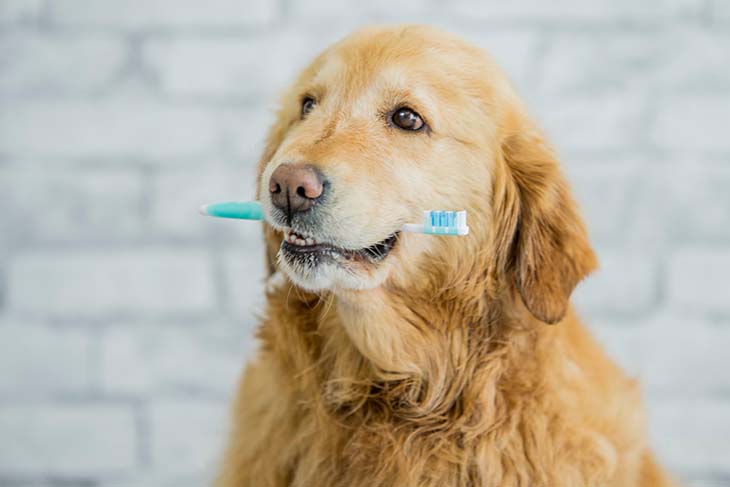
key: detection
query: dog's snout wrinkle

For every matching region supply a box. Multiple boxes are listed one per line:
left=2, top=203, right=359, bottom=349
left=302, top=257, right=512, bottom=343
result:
left=312, top=120, right=337, bottom=146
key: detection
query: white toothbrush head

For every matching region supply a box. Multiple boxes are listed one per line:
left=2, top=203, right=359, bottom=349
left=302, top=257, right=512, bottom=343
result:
left=401, top=210, right=469, bottom=236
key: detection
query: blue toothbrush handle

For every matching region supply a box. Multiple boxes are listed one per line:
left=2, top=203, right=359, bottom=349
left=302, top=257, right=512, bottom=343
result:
left=199, top=201, right=264, bottom=220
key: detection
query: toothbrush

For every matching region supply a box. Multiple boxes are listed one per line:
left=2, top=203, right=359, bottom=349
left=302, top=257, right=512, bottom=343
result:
left=199, top=201, right=469, bottom=236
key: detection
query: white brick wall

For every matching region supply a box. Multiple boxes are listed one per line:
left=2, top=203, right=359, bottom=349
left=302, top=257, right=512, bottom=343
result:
left=0, top=324, right=92, bottom=397
left=223, top=246, right=269, bottom=321
left=667, top=249, right=730, bottom=315
left=99, top=324, right=249, bottom=396
left=648, top=398, right=730, bottom=473
left=0, top=404, right=137, bottom=476
left=48, top=0, right=278, bottom=30
left=0, top=0, right=43, bottom=24
left=144, top=33, right=319, bottom=99
left=535, top=92, right=647, bottom=152
left=447, top=0, right=704, bottom=22
left=0, top=100, right=231, bottom=159
left=0, top=167, right=144, bottom=243
left=651, top=95, right=730, bottom=152
left=148, top=399, right=229, bottom=480
left=150, top=163, right=258, bottom=238
left=714, top=0, right=730, bottom=21
left=0, top=1, right=728, bottom=485
left=8, top=250, right=216, bottom=317
left=566, top=159, right=643, bottom=244
left=573, top=249, right=658, bottom=316
left=0, top=33, right=128, bottom=94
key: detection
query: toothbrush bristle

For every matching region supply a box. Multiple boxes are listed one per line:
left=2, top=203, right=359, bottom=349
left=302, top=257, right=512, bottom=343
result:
left=425, top=210, right=466, bottom=228
left=406, top=210, right=469, bottom=235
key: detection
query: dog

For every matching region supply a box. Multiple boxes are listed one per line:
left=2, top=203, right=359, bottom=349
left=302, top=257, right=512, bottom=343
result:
left=217, top=25, right=677, bottom=487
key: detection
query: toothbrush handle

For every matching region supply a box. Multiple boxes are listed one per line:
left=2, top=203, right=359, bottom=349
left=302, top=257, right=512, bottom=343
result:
left=401, top=223, right=469, bottom=236
left=200, top=201, right=264, bottom=220
left=401, top=223, right=425, bottom=233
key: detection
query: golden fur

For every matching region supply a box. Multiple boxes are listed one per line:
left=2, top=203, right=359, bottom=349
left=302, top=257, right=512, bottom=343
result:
left=217, top=25, right=676, bottom=487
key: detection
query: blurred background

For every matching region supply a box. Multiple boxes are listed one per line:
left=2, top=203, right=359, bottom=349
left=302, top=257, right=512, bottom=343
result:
left=1, top=0, right=729, bottom=486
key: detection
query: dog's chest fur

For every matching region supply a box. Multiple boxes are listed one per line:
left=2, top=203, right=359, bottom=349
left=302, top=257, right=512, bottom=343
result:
left=223, top=289, right=645, bottom=487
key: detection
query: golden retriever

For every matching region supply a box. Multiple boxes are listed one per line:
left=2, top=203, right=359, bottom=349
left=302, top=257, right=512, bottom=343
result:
left=217, top=25, right=677, bottom=487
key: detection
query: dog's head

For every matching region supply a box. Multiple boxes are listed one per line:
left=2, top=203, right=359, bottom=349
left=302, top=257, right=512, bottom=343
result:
left=257, top=25, right=596, bottom=324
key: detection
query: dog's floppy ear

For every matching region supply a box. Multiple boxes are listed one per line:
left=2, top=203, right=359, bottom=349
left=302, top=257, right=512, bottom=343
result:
left=491, top=114, right=597, bottom=324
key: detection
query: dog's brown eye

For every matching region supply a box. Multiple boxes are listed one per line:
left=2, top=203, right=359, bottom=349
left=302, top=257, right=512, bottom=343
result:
left=301, top=97, right=316, bottom=118
left=391, top=107, right=425, bottom=131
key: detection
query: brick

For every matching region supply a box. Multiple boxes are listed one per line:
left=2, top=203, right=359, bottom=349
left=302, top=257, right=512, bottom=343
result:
left=586, top=318, right=645, bottom=377
left=224, top=105, right=277, bottom=159
left=573, top=249, right=658, bottom=317
left=0, top=324, right=91, bottom=397
left=590, top=313, right=730, bottom=396
left=457, top=29, right=538, bottom=93
left=658, top=27, right=730, bottom=91
left=144, top=33, right=328, bottom=99
left=539, top=32, right=663, bottom=95
left=593, top=314, right=730, bottom=393
left=667, top=248, right=730, bottom=315
left=0, top=33, right=127, bottom=94
left=640, top=315, right=730, bottom=394
left=685, top=474, right=730, bottom=487
left=0, top=0, right=43, bottom=24
left=148, top=400, right=228, bottom=478
left=566, top=160, right=643, bottom=245
left=0, top=167, right=143, bottom=245
left=713, top=0, right=730, bottom=21
left=288, top=0, right=429, bottom=19
left=534, top=92, right=645, bottom=152
left=0, top=100, right=225, bottom=160
left=446, top=0, right=703, bottom=21
left=100, top=473, right=206, bottom=487
left=569, top=319, right=730, bottom=478
left=0, top=404, right=137, bottom=475
left=150, top=163, right=257, bottom=238
left=647, top=397, right=730, bottom=473
left=541, top=28, right=730, bottom=95
left=143, top=27, right=535, bottom=102
left=100, top=324, right=250, bottom=396
left=7, top=250, right=216, bottom=317
left=613, top=164, right=684, bottom=251
left=49, top=0, right=277, bottom=29
left=650, top=95, right=730, bottom=152
left=223, top=244, right=269, bottom=323
left=0, top=480, right=49, bottom=487
left=660, top=163, right=730, bottom=242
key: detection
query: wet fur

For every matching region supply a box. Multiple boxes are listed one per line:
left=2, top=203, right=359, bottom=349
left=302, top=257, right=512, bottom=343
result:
left=217, top=26, right=677, bottom=487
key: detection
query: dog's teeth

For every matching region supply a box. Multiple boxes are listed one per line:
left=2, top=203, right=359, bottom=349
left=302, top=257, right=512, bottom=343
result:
left=284, top=230, right=321, bottom=247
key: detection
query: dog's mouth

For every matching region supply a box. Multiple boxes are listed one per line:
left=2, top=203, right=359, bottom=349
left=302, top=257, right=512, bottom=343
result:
left=280, top=229, right=399, bottom=265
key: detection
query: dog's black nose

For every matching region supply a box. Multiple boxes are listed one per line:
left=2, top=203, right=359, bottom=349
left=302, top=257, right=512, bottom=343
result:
left=269, top=163, right=325, bottom=219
